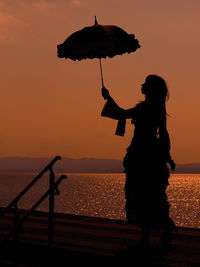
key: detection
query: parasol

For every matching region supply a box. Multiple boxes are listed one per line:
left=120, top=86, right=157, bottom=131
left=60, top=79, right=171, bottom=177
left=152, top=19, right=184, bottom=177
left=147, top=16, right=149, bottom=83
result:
left=57, top=17, right=140, bottom=87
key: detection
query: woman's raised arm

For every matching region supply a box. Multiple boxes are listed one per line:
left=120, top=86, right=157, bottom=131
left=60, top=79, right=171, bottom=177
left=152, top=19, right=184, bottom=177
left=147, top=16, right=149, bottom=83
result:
left=101, top=87, right=136, bottom=119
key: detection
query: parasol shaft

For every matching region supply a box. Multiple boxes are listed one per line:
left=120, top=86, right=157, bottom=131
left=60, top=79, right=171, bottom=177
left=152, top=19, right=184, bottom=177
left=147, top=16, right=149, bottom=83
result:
left=99, top=58, right=104, bottom=87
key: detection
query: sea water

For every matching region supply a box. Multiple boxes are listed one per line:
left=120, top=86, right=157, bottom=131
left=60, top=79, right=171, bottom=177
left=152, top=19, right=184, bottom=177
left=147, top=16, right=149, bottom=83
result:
left=0, top=173, right=199, bottom=229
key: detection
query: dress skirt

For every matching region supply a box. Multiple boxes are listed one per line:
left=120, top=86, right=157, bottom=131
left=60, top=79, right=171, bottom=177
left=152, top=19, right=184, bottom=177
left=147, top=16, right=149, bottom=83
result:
left=123, top=142, right=170, bottom=229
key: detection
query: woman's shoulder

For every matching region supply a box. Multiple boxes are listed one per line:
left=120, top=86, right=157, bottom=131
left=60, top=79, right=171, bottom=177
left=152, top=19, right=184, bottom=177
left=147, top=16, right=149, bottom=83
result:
left=124, top=101, right=145, bottom=119
left=135, top=101, right=145, bottom=109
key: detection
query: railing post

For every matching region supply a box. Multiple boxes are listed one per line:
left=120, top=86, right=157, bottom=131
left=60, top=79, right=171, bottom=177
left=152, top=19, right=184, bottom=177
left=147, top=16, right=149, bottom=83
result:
left=0, top=156, right=61, bottom=220
left=13, top=203, right=20, bottom=244
left=1, top=175, right=67, bottom=246
left=0, top=156, right=64, bottom=248
left=48, top=167, right=55, bottom=248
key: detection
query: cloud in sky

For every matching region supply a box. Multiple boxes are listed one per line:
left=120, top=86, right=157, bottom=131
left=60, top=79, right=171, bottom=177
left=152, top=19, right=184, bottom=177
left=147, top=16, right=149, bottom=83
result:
left=72, top=0, right=83, bottom=7
left=0, top=0, right=61, bottom=44
left=0, top=0, right=87, bottom=44
left=0, top=8, right=20, bottom=42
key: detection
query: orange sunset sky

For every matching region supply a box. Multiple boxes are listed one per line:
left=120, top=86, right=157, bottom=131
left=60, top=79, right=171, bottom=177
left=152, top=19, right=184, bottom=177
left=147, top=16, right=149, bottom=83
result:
left=1, top=0, right=200, bottom=164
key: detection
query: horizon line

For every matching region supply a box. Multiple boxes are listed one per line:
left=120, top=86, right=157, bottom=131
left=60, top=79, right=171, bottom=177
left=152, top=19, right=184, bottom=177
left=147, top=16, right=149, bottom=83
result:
left=0, top=156, right=199, bottom=166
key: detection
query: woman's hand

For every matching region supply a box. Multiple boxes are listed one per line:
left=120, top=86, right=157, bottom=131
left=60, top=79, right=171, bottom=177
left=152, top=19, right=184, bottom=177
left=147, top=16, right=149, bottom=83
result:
left=169, top=159, right=176, bottom=171
left=101, top=87, right=110, bottom=100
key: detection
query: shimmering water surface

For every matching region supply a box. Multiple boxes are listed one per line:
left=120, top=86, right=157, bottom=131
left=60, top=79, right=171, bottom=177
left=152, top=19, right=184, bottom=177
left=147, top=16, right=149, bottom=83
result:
left=0, top=173, right=200, bottom=229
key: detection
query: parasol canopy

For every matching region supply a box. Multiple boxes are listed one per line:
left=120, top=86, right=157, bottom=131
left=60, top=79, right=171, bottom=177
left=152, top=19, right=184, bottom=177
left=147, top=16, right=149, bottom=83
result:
left=57, top=17, right=140, bottom=86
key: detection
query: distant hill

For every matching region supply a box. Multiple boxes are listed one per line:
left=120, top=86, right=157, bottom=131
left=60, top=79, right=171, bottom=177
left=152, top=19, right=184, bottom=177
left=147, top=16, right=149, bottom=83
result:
left=0, top=157, right=123, bottom=173
left=174, top=163, right=200, bottom=174
left=0, top=157, right=200, bottom=173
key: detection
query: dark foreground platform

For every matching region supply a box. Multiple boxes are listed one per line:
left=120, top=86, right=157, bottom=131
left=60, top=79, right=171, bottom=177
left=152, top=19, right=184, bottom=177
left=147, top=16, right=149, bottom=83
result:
left=0, top=208, right=200, bottom=266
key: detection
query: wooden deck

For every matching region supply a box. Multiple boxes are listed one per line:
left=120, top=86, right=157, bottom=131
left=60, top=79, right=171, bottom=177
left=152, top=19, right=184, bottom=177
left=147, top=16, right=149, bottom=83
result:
left=1, top=208, right=200, bottom=266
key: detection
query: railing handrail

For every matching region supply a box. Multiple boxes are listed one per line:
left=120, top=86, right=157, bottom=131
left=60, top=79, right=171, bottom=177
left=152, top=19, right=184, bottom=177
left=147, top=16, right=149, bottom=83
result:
left=1, top=174, right=66, bottom=245
left=0, top=156, right=61, bottom=219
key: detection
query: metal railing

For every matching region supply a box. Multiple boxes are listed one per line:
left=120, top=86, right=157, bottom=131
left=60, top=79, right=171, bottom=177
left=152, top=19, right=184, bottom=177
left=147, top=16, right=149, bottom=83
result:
left=0, top=156, right=67, bottom=248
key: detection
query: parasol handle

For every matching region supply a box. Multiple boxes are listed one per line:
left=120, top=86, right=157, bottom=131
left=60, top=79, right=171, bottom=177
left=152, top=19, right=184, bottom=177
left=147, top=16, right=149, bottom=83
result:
left=99, top=58, right=104, bottom=88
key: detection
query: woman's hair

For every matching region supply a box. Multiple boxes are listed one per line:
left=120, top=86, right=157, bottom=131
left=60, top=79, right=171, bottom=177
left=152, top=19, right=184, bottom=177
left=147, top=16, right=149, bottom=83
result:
left=145, top=75, right=169, bottom=101
left=144, top=75, right=169, bottom=118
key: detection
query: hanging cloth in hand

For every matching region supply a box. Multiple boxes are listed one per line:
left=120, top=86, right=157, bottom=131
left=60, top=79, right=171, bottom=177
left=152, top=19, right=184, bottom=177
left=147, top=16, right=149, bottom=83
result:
left=101, top=101, right=126, bottom=136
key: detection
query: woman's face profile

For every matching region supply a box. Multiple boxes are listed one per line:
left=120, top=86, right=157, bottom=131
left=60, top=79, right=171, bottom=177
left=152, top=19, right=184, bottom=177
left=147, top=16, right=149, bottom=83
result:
left=141, top=80, right=148, bottom=95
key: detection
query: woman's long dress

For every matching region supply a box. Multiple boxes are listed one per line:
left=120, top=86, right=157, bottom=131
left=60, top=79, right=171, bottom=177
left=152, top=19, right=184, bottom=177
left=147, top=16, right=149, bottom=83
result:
left=122, top=101, right=171, bottom=229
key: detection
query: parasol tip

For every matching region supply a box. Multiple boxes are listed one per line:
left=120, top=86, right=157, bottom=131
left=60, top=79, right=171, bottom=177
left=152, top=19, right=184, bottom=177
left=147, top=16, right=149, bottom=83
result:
left=95, top=16, right=98, bottom=25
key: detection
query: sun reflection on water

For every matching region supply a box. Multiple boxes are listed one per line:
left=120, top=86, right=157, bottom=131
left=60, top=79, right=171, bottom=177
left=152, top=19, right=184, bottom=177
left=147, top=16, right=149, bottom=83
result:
left=0, top=173, right=199, bottom=228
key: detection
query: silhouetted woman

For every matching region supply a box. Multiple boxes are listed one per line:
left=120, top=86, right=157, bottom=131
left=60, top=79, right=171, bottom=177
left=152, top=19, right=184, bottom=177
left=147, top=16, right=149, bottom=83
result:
left=101, top=75, right=176, bottom=247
